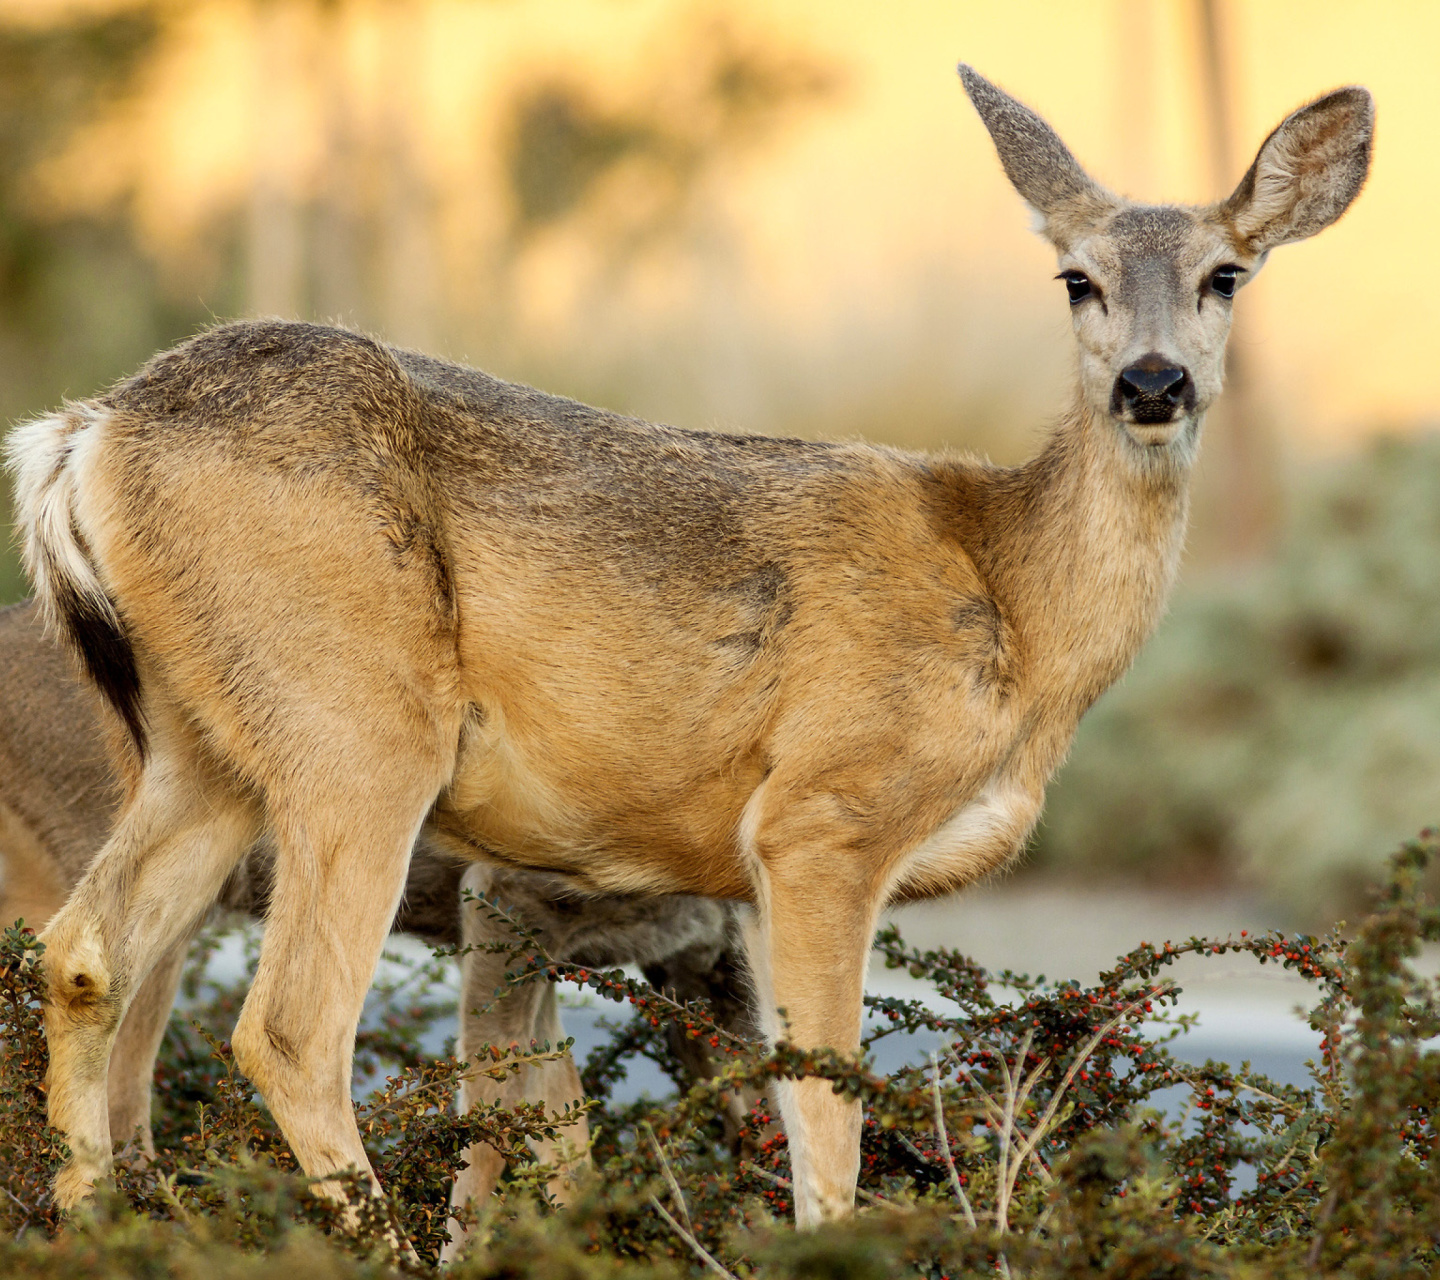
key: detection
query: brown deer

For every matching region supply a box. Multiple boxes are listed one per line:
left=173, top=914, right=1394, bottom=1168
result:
left=0, top=597, right=751, bottom=1238
left=4, top=65, right=1371, bottom=1226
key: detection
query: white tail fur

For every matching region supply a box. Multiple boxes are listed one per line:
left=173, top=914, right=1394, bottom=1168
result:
left=5, top=405, right=146, bottom=750
left=6, top=410, right=111, bottom=626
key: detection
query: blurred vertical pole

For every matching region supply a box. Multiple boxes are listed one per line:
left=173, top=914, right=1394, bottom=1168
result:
left=247, top=0, right=304, bottom=318
left=378, top=0, right=437, bottom=350
left=1114, top=0, right=1154, bottom=198
left=1196, top=0, right=1280, bottom=563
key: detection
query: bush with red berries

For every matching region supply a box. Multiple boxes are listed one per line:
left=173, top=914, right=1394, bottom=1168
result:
left=3, top=834, right=1440, bottom=1277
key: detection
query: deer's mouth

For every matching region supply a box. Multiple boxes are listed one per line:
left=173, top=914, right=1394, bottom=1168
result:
left=1121, top=419, right=1187, bottom=448
left=1128, top=397, right=1181, bottom=425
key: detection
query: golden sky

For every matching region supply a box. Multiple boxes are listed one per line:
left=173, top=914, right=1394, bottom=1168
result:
left=15, top=0, right=1439, bottom=452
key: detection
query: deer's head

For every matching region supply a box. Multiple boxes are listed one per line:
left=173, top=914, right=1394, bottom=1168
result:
left=959, top=66, right=1373, bottom=455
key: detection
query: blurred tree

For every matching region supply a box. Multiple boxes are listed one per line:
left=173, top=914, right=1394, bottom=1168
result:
left=480, top=14, right=844, bottom=419
left=2, top=3, right=845, bottom=603
left=0, top=9, right=156, bottom=320
left=247, top=0, right=306, bottom=322
left=502, top=20, right=839, bottom=251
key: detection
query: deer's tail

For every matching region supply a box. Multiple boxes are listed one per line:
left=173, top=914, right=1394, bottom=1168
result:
left=5, top=404, right=146, bottom=757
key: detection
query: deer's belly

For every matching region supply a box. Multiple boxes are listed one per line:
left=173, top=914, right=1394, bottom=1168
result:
left=436, top=717, right=758, bottom=899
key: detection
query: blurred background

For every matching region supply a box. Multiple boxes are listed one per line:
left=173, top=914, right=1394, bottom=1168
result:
left=1, top=0, right=1438, bottom=935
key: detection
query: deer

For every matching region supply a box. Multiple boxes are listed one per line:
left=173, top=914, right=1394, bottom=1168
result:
left=0, top=596, right=754, bottom=1242
left=3, top=64, right=1372, bottom=1228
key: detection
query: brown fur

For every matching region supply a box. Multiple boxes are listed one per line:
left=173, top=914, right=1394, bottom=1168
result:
left=4, top=66, right=1372, bottom=1227
left=0, top=598, right=749, bottom=1241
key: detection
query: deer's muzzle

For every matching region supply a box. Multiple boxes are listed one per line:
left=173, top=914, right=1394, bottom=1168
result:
left=1112, top=357, right=1192, bottom=426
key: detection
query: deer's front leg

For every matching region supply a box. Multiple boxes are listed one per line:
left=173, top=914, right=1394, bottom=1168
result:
left=740, top=840, right=881, bottom=1226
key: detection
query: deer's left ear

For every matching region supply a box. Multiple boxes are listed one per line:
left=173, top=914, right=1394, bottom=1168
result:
left=1218, top=87, right=1374, bottom=253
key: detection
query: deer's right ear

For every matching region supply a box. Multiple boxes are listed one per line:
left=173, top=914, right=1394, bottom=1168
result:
left=1218, top=86, right=1374, bottom=253
left=958, top=64, right=1116, bottom=244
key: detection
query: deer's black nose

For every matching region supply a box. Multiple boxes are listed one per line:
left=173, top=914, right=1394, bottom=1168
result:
left=1114, top=356, right=1190, bottom=424
left=1118, top=363, right=1186, bottom=400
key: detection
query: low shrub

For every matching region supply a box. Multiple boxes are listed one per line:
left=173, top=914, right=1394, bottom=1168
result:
left=3, top=834, right=1440, bottom=1277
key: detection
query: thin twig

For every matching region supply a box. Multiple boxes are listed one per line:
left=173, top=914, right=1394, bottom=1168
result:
left=950, top=1052, right=1053, bottom=1186
left=644, top=1125, right=694, bottom=1234
left=951, top=1000, right=1143, bottom=1237
left=1013, top=1049, right=1054, bottom=1123
left=1267, top=1138, right=1305, bottom=1180
left=928, top=1054, right=977, bottom=1229
left=956, top=1073, right=1054, bottom=1186
left=1306, top=1190, right=1338, bottom=1269
left=993, top=1027, right=1033, bottom=1233
left=363, top=1048, right=562, bottom=1120
left=742, top=1160, right=789, bottom=1189
left=1162, top=1062, right=1302, bottom=1114
left=648, top=1195, right=739, bottom=1280
left=1006, top=1004, right=1137, bottom=1197
left=740, top=1161, right=904, bottom=1211
left=153, top=1173, right=195, bottom=1229
left=1231, top=1078, right=1302, bottom=1111
left=1198, top=1203, right=1238, bottom=1243
left=4, top=1186, right=33, bottom=1241
left=1030, top=1195, right=1059, bottom=1243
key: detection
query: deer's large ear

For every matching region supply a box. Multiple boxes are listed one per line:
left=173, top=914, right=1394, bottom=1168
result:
left=958, top=64, right=1116, bottom=245
left=1218, top=87, right=1373, bottom=253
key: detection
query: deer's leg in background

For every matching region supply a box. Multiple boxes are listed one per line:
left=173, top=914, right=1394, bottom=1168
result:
left=645, top=939, right=762, bottom=1149
left=525, top=981, right=590, bottom=1201
left=444, top=872, right=580, bottom=1260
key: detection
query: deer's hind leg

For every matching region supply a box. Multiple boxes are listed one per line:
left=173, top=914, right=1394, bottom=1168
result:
left=40, top=743, right=261, bottom=1209
left=107, top=936, right=190, bottom=1159
left=229, top=730, right=456, bottom=1204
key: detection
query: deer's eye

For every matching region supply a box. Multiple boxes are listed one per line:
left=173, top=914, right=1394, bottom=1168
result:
left=1058, top=271, right=1094, bottom=305
left=1209, top=265, right=1243, bottom=298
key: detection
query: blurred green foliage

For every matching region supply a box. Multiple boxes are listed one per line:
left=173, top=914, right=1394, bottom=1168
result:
left=0, top=6, right=843, bottom=606
left=1040, top=433, right=1440, bottom=918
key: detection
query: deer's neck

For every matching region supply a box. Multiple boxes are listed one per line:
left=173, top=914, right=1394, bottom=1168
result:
left=958, top=404, right=1194, bottom=714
